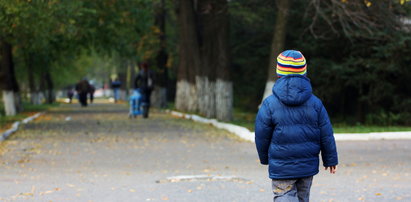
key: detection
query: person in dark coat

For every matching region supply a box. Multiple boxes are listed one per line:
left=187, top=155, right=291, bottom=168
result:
left=75, top=78, right=91, bottom=107
left=67, top=86, right=74, bottom=103
left=134, top=62, right=155, bottom=118
left=111, top=78, right=121, bottom=103
left=255, top=50, right=338, bottom=202
left=89, top=84, right=95, bottom=104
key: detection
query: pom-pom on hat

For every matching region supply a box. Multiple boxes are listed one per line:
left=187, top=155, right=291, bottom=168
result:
left=276, top=50, right=307, bottom=77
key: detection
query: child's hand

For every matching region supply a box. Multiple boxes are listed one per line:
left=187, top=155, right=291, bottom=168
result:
left=325, top=165, right=337, bottom=174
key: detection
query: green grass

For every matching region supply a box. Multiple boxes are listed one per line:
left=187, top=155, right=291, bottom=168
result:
left=332, top=124, right=411, bottom=133
left=23, top=102, right=59, bottom=112
left=230, top=108, right=411, bottom=133
left=0, top=102, right=58, bottom=129
left=231, top=108, right=256, bottom=131
left=0, top=114, right=29, bottom=129
left=161, top=103, right=411, bottom=133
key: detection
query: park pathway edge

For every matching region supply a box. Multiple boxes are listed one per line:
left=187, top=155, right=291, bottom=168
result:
left=167, top=110, right=411, bottom=142
left=0, top=112, right=44, bottom=142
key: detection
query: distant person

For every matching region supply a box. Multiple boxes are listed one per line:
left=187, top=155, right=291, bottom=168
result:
left=255, top=50, right=338, bottom=202
left=111, top=78, right=122, bottom=103
left=89, top=84, right=95, bottom=104
left=134, top=62, right=155, bottom=118
left=67, top=87, right=74, bottom=103
left=75, top=78, right=91, bottom=107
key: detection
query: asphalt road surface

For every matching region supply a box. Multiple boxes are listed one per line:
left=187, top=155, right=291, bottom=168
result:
left=0, top=102, right=410, bottom=202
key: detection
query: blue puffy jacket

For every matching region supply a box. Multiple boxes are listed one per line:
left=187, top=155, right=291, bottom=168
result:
left=255, top=75, right=338, bottom=179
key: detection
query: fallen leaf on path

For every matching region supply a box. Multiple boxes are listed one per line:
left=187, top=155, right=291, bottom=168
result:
left=19, top=193, right=34, bottom=196
left=39, top=188, right=61, bottom=195
left=40, top=190, right=53, bottom=195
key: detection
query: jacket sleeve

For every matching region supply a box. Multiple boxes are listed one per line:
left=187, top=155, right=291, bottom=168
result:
left=255, top=100, right=274, bottom=165
left=318, top=104, right=339, bottom=167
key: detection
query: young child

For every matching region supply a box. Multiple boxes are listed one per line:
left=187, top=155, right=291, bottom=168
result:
left=255, top=50, right=338, bottom=202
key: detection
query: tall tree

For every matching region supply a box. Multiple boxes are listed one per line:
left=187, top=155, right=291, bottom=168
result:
left=152, top=0, right=169, bottom=108
left=175, top=0, right=232, bottom=120
left=197, top=0, right=217, bottom=118
left=198, top=0, right=232, bottom=121
left=261, top=0, right=290, bottom=102
left=0, top=39, right=19, bottom=115
left=175, top=0, right=201, bottom=112
left=300, top=0, right=411, bottom=123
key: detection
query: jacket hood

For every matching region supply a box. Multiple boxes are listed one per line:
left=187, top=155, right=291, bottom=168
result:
left=272, top=75, right=312, bottom=106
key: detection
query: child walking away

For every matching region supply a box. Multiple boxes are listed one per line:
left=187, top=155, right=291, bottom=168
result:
left=255, top=50, right=338, bottom=202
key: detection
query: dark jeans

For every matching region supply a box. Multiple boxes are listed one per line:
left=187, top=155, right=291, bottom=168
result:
left=141, top=89, right=151, bottom=118
left=78, top=92, right=88, bottom=107
left=89, top=93, right=94, bottom=103
left=272, top=176, right=313, bottom=202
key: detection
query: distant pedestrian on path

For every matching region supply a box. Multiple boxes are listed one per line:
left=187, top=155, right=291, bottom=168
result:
left=89, top=84, right=95, bottom=104
left=111, top=78, right=122, bottom=103
left=255, top=50, right=338, bottom=202
left=67, top=86, right=74, bottom=104
left=75, top=78, right=91, bottom=107
left=134, top=62, right=155, bottom=118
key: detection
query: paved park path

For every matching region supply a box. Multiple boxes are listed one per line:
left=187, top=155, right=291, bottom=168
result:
left=0, top=101, right=410, bottom=202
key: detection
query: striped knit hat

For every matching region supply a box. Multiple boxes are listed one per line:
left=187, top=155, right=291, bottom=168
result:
left=276, top=50, right=307, bottom=77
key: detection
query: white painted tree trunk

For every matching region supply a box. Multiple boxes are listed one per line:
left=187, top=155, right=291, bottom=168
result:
left=262, top=81, right=275, bottom=102
left=2, top=91, right=16, bottom=116
left=176, top=80, right=197, bottom=112
left=176, top=80, right=189, bottom=111
left=196, top=76, right=216, bottom=118
left=215, top=79, right=233, bottom=121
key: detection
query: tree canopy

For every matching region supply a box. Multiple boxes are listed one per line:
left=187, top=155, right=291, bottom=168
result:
left=0, top=0, right=410, bottom=125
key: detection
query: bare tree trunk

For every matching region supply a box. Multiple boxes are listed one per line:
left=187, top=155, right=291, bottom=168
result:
left=216, top=78, right=232, bottom=121
left=196, top=0, right=215, bottom=118
left=43, top=70, right=54, bottom=104
left=27, top=55, right=36, bottom=104
left=196, top=76, right=216, bottom=118
left=175, top=0, right=201, bottom=112
left=0, top=39, right=20, bottom=115
left=153, top=0, right=169, bottom=108
left=176, top=80, right=198, bottom=111
left=26, top=53, right=42, bottom=105
left=39, top=70, right=47, bottom=104
left=261, top=0, right=290, bottom=102
left=2, top=91, right=16, bottom=116
left=199, top=0, right=232, bottom=121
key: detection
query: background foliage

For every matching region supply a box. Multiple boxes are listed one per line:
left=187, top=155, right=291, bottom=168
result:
left=229, top=0, right=411, bottom=125
left=1, top=0, right=410, bottom=126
